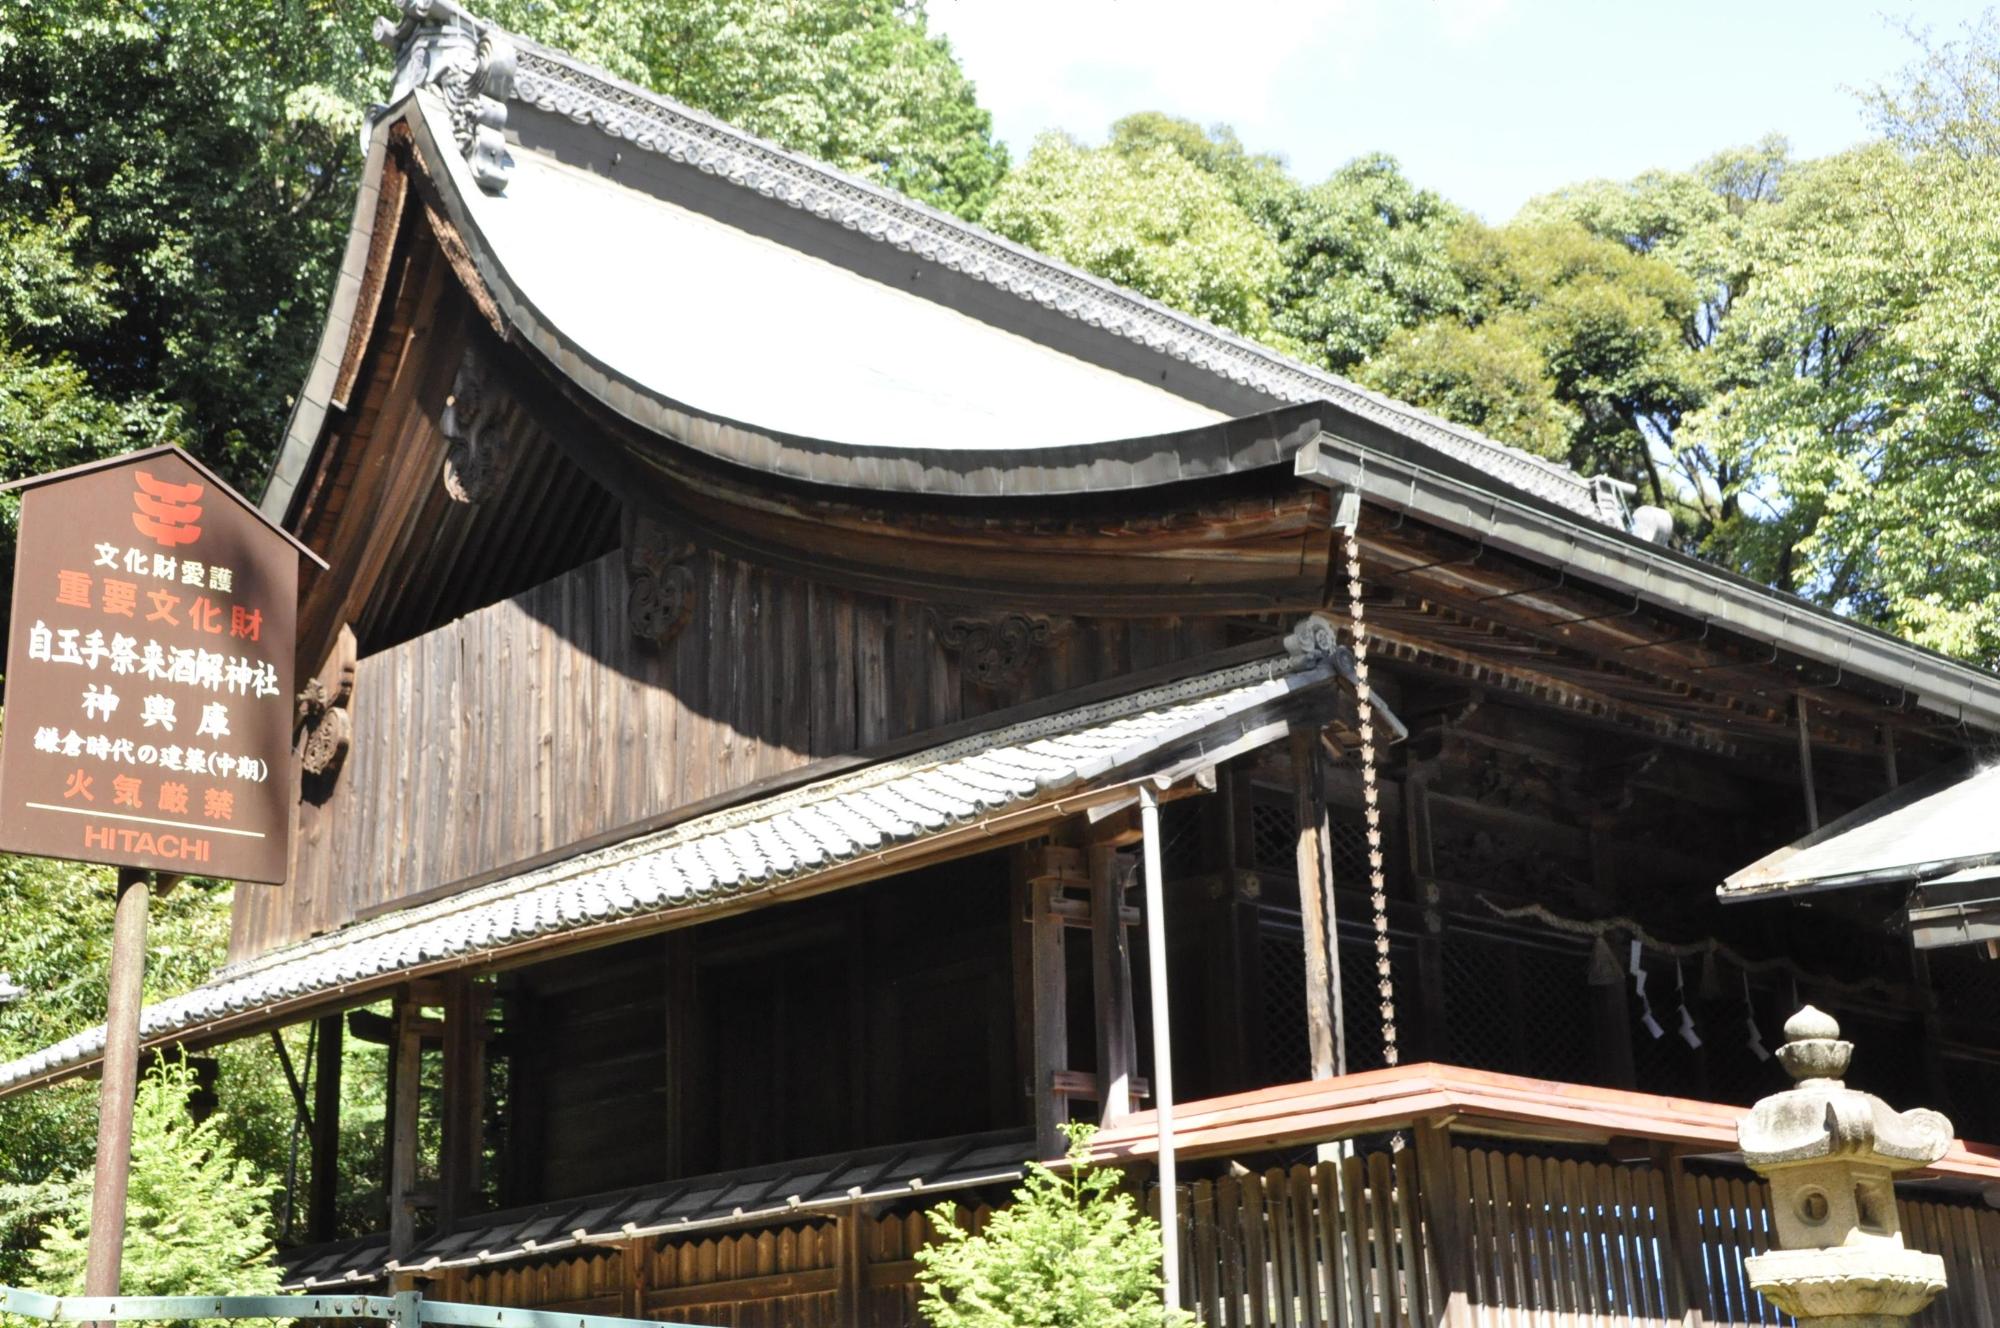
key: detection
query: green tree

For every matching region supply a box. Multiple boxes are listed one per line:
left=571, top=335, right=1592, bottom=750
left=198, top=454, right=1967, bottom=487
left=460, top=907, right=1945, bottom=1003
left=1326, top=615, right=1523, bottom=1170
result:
left=0, top=854, right=242, bottom=1283
left=483, top=0, right=1008, bottom=218
left=1361, top=217, right=1703, bottom=483
left=916, top=1124, right=1193, bottom=1328
left=983, top=132, right=1285, bottom=342
left=1270, top=153, right=1468, bottom=373
left=24, top=1056, right=281, bottom=1297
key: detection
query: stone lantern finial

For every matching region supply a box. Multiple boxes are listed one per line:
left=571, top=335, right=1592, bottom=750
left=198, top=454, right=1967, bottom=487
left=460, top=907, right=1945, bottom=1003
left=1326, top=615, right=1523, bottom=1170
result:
left=1738, top=1007, right=1953, bottom=1328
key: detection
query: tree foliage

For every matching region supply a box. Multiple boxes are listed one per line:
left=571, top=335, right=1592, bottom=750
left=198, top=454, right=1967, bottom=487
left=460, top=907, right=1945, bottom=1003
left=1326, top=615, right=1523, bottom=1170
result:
left=983, top=131, right=1285, bottom=342
left=24, top=1056, right=281, bottom=1297
left=915, top=1124, right=1194, bottom=1328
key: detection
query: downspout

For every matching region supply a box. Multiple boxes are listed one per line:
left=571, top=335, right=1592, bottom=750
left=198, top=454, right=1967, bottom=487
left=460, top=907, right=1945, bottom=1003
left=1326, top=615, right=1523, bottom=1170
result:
left=1140, top=782, right=1181, bottom=1311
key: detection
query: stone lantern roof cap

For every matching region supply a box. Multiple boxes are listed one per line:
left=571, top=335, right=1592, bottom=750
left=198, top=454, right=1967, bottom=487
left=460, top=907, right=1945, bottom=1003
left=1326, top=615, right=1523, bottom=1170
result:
left=1738, top=1006, right=1953, bottom=1170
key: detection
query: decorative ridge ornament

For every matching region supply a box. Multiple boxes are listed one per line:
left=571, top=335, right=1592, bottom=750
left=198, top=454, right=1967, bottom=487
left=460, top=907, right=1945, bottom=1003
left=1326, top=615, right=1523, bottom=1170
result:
left=373, top=0, right=516, bottom=192
left=1739, top=1006, right=1951, bottom=1328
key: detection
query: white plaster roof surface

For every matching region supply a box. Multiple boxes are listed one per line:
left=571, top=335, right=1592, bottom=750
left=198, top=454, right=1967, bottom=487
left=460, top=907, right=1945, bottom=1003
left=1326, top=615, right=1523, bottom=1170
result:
left=1721, top=762, right=2000, bottom=900
left=466, top=148, right=1225, bottom=450
left=497, top=42, right=1614, bottom=515
left=0, top=646, right=1336, bottom=1095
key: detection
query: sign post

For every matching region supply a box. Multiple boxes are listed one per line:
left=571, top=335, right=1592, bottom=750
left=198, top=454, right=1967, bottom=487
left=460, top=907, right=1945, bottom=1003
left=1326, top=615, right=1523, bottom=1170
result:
left=0, top=446, right=320, bottom=1301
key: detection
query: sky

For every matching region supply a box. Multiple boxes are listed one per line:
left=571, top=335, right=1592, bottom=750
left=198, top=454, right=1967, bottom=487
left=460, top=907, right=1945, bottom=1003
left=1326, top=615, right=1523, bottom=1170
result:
left=927, top=0, right=1992, bottom=221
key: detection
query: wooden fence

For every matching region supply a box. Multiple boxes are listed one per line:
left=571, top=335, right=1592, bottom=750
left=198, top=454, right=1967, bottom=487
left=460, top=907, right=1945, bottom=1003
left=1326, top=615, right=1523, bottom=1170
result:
left=436, top=1203, right=992, bottom=1328
left=434, top=1133, right=2000, bottom=1328
left=1166, top=1134, right=2000, bottom=1328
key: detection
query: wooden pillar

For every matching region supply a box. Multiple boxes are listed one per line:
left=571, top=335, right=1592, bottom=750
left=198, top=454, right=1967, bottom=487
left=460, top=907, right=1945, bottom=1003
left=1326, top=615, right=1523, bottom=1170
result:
left=1291, top=733, right=1338, bottom=1080
left=438, top=975, right=486, bottom=1230
left=308, top=1011, right=344, bottom=1243
left=1654, top=1144, right=1708, bottom=1328
left=621, top=1239, right=650, bottom=1320
left=1023, top=844, right=1071, bottom=1156
left=387, top=988, right=424, bottom=1258
left=1406, top=767, right=1450, bottom=1063
left=1413, top=1119, right=1472, bottom=1328
left=833, top=1201, right=869, bottom=1325
left=1089, top=843, right=1138, bottom=1121
left=1796, top=695, right=1820, bottom=831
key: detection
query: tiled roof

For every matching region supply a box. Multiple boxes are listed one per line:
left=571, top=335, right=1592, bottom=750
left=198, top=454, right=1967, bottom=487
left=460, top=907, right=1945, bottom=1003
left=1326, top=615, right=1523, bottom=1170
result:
left=0, top=632, right=1353, bottom=1096
left=280, top=1131, right=1034, bottom=1289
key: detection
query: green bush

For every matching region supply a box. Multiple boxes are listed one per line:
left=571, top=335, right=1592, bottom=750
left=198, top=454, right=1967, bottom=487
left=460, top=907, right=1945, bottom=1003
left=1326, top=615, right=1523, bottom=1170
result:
left=27, top=1056, right=280, bottom=1297
left=915, top=1123, right=1195, bottom=1328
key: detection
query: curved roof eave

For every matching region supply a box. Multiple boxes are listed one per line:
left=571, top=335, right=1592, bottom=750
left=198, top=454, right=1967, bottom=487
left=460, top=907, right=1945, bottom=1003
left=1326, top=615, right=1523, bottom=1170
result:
left=262, top=74, right=1621, bottom=521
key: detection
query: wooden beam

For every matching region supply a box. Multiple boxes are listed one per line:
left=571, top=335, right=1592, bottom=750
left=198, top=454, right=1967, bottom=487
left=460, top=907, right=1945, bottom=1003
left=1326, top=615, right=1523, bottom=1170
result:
left=1291, top=733, right=1338, bottom=1080
left=1090, top=843, right=1138, bottom=1122
left=308, top=1012, right=344, bottom=1244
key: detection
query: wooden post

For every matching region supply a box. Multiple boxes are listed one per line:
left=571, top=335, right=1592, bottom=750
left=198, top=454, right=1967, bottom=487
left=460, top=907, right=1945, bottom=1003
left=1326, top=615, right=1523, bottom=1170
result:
left=1653, top=1145, right=1708, bottom=1328
left=1090, top=843, right=1138, bottom=1121
left=833, top=1201, right=868, bottom=1325
left=387, top=989, right=423, bottom=1258
left=1291, top=733, right=1338, bottom=1080
left=308, top=1011, right=345, bottom=1243
left=1139, top=786, right=1182, bottom=1311
left=438, top=975, right=485, bottom=1229
left=1413, top=1120, right=1473, bottom=1328
left=1796, top=695, right=1820, bottom=831
left=1406, top=767, right=1450, bottom=1063
left=83, top=867, right=150, bottom=1310
left=1027, top=848, right=1070, bottom=1157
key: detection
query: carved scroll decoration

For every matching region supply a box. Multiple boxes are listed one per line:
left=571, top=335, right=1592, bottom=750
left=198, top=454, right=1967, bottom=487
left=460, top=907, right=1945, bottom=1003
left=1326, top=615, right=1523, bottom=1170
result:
left=440, top=344, right=517, bottom=504
left=623, top=509, right=697, bottom=646
left=931, top=611, right=1068, bottom=690
left=297, top=625, right=359, bottom=781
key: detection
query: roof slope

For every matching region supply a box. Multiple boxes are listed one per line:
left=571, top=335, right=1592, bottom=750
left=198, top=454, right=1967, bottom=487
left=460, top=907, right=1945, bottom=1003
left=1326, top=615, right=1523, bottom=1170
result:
left=1722, top=761, right=2000, bottom=902
left=0, top=630, right=1365, bottom=1098
left=264, top=1, right=1622, bottom=524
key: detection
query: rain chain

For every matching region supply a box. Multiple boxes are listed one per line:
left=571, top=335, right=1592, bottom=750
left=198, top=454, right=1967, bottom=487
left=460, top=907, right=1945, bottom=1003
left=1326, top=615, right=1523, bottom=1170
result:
left=1343, top=524, right=1399, bottom=1071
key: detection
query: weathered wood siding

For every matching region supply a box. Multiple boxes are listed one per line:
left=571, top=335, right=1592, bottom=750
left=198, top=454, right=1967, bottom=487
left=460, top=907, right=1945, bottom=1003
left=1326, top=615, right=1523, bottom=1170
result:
left=233, top=549, right=1225, bottom=960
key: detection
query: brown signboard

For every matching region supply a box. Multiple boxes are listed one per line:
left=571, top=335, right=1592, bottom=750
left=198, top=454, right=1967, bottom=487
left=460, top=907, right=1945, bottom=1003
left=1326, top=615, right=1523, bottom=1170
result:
left=0, top=448, right=318, bottom=884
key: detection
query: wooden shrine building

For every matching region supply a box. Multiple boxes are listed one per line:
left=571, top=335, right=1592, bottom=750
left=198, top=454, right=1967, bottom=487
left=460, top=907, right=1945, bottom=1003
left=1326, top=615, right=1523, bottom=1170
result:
left=8, top=3, right=2000, bottom=1324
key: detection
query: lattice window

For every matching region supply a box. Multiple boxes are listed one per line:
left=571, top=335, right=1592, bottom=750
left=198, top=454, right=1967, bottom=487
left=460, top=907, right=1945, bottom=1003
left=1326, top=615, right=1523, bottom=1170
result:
left=1248, top=799, right=1297, bottom=875
left=1926, top=947, right=2000, bottom=1034
left=1442, top=927, right=1594, bottom=1084
left=1336, top=925, right=1402, bottom=1073
left=1327, top=813, right=1371, bottom=891
left=1158, top=799, right=1206, bottom=880
left=1260, top=928, right=1312, bottom=1085
left=1258, top=913, right=1408, bottom=1082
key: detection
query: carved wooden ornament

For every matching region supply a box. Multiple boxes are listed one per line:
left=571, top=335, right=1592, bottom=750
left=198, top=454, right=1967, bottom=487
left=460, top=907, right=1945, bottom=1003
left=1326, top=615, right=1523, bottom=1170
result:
left=930, top=610, right=1068, bottom=689
left=623, top=508, right=697, bottom=646
left=297, top=624, right=359, bottom=780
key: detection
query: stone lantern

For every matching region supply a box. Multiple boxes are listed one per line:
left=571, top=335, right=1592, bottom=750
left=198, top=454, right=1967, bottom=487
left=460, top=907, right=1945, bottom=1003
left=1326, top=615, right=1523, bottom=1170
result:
left=1739, top=1006, right=1954, bottom=1327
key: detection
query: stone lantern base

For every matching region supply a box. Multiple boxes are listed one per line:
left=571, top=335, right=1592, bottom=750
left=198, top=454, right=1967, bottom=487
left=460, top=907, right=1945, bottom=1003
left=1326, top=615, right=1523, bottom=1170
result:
left=1746, top=1246, right=1948, bottom=1326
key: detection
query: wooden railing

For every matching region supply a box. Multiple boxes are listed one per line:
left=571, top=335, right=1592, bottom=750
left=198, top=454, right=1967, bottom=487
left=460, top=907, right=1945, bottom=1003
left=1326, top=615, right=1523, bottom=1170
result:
left=1165, top=1135, right=2000, bottom=1328
left=425, top=1066, right=2000, bottom=1328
